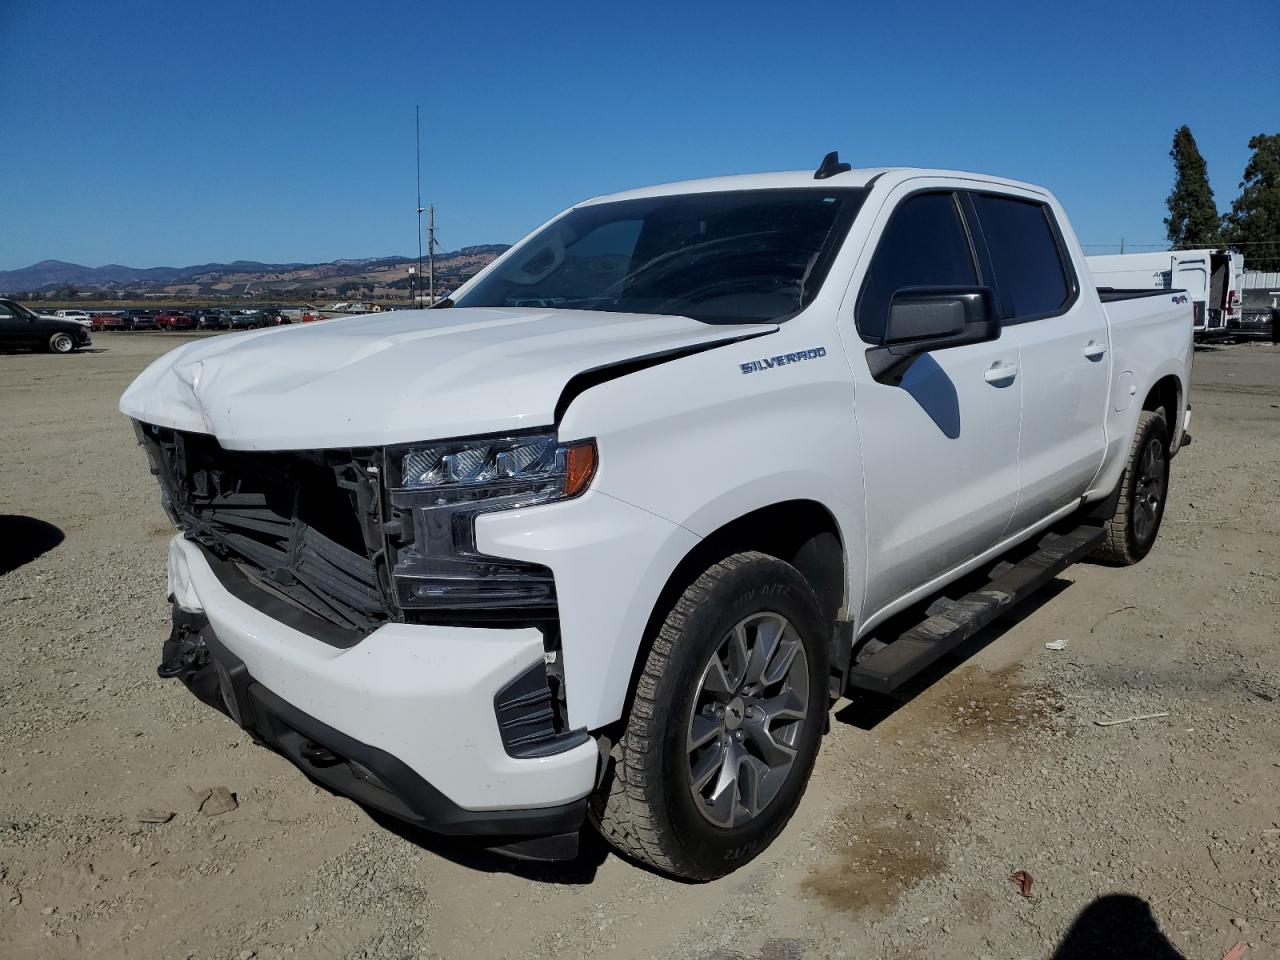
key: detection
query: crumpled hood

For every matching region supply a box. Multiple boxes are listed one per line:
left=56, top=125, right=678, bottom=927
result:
left=119, top=307, right=773, bottom=449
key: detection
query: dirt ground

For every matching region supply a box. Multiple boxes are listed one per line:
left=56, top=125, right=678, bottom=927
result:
left=1, top=332, right=1277, bottom=960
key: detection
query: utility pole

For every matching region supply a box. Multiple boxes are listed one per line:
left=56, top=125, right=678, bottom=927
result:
left=428, top=204, right=436, bottom=306
left=415, top=105, right=425, bottom=308
left=1120, top=237, right=1126, bottom=254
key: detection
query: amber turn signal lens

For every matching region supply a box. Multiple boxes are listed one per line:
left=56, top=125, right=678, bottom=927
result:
left=564, top=441, right=598, bottom=499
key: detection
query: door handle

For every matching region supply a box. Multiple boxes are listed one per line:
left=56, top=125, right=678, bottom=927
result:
left=1082, top=342, right=1107, bottom=360
left=983, top=362, right=1017, bottom=384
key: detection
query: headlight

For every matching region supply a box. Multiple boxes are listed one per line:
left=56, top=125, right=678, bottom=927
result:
left=397, top=433, right=596, bottom=504
left=384, top=433, right=597, bottom=617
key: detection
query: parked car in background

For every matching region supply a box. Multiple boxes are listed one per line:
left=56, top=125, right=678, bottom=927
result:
left=259, top=307, right=288, bottom=325
left=128, top=309, right=160, bottom=331
left=228, top=310, right=266, bottom=330
left=192, top=309, right=227, bottom=330
left=91, top=312, right=132, bottom=332
left=123, top=161, right=1193, bottom=879
left=155, top=311, right=195, bottom=331
left=49, top=309, right=95, bottom=327
left=1, top=299, right=92, bottom=353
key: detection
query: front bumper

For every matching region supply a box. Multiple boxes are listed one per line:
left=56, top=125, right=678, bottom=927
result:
left=163, top=535, right=599, bottom=835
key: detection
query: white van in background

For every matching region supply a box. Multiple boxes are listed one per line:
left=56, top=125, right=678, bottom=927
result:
left=1087, top=249, right=1243, bottom=340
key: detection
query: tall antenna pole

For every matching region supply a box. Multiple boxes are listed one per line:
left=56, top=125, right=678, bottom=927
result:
left=428, top=204, right=436, bottom=306
left=415, top=105, right=424, bottom=308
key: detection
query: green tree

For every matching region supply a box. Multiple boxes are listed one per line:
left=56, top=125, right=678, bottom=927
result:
left=1222, top=133, right=1280, bottom=270
left=1164, top=126, right=1222, bottom=248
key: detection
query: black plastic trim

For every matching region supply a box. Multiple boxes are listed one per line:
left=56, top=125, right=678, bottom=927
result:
left=847, top=522, right=1105, bottom=694
left=199, top=545, right=365, bottom=649
left=553, top=328, right=775, bottom=423
left=1096, top=287, right=1188, bottom=303
left=184, top=622, right=590, bottom=838
left=494, top=659, right=592, bottom=758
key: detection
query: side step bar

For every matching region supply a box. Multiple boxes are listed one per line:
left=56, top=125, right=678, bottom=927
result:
left=846, top=523, right=1106, bottom=695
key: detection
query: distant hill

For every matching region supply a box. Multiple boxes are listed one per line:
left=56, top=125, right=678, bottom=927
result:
left=0, top=246, right=511, bottom=297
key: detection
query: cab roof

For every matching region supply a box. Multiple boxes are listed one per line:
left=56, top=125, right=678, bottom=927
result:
left=580, top=167, right=1051, bottom=206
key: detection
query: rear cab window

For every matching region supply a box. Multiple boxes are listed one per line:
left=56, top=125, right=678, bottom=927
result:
left=968, top=193, right=1075, bottom=322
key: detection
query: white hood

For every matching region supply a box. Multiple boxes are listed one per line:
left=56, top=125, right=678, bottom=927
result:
left=119, top=307, right=773, bottom=450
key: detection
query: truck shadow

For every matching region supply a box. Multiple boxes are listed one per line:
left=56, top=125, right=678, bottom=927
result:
left=1052, top=893, right=1186, bottom=959
left=0, top=515, right=66, bottom=575
left=835, top=577, right=1072, bottom=731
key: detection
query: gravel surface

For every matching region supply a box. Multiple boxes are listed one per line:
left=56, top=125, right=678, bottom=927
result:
left=2, top=332, right=1277, bottom=960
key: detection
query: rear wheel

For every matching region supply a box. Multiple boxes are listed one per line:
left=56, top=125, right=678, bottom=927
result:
left=1092, top=408, right=1170, bottom=565
left=48, top=332, right=75, bottom=354
left=591, top=552, right=829, bottom=880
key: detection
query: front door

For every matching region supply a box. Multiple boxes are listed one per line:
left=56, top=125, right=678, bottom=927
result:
left=0, top=302, right=38, bottom=348
left=845, top=187, right=1022, bottom=622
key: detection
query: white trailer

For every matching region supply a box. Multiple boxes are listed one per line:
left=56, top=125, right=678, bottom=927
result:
left=1087, top=249, right=1243, bottom=340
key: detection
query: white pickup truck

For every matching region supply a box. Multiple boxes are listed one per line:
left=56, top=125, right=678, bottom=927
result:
left=121, top=156, right=1192, bottom=880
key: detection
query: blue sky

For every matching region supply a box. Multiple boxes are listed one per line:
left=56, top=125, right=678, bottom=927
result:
left=1, top=0, right=1276, bottom=270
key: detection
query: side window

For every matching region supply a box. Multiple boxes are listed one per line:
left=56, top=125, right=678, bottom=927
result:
left=971, top=194, right=1071, bottom=320
left=856, top=192, right=978, bottom=342
left=0, top=303, right=14, bottom=320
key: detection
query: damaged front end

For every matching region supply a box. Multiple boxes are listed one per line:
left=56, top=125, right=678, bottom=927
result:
left=137, top=420, right=590, bottom=853
left=153, top=605, right=588, bottom=853
left=137, top=421, right=393, bottom=638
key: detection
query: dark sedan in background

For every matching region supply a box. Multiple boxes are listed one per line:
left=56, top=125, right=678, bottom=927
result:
left=0, top=299, right=92, bottom=353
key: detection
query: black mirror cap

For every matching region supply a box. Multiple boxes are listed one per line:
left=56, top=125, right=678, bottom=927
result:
left=866, top=286, right=1000, bottom=385
left=885, top=286, right=997, bottom=344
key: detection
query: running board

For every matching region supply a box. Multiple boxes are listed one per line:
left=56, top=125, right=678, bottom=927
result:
left=846, top=523, right=1105, bottom=694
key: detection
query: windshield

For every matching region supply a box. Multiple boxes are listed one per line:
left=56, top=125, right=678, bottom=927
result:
left=455, top=188, right=866, bottom=324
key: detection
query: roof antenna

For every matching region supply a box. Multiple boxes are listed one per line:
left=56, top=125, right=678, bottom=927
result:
left=814, top=150, right=851, bottom=180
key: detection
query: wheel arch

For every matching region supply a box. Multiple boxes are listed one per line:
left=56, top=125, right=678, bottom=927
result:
left=609, top=499, right=852, bottom=738
left=1143, top=373, right=1181, bottom=419
left=1143, top=373, right=1184, bottom=455
left=682, top=500, right=848, bottom=625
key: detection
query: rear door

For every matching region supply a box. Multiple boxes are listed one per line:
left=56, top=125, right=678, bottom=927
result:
left=848, top=187, right=1022, bottom=620
left=1173, top=256, right=1209, bottom=333
left=966, top=190, right=1108, bottom=533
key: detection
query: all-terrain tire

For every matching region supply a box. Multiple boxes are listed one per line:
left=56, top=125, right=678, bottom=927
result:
left=590, top=551, right=829, bottom=880
left=1092, top=408, right=1170, bottom=565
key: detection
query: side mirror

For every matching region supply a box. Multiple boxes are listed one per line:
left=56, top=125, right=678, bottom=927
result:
left=866, top=286, right=999, bottom=385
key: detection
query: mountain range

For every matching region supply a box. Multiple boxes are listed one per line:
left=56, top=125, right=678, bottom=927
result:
left=0, top=246, right=511, bottom=296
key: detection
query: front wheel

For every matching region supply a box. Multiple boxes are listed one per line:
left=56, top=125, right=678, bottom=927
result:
left=1092, top=408, right=1170, bottom=565
left=591, top=551, right=829, bottom=880
left=48, top=332, right=76, bottom=354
